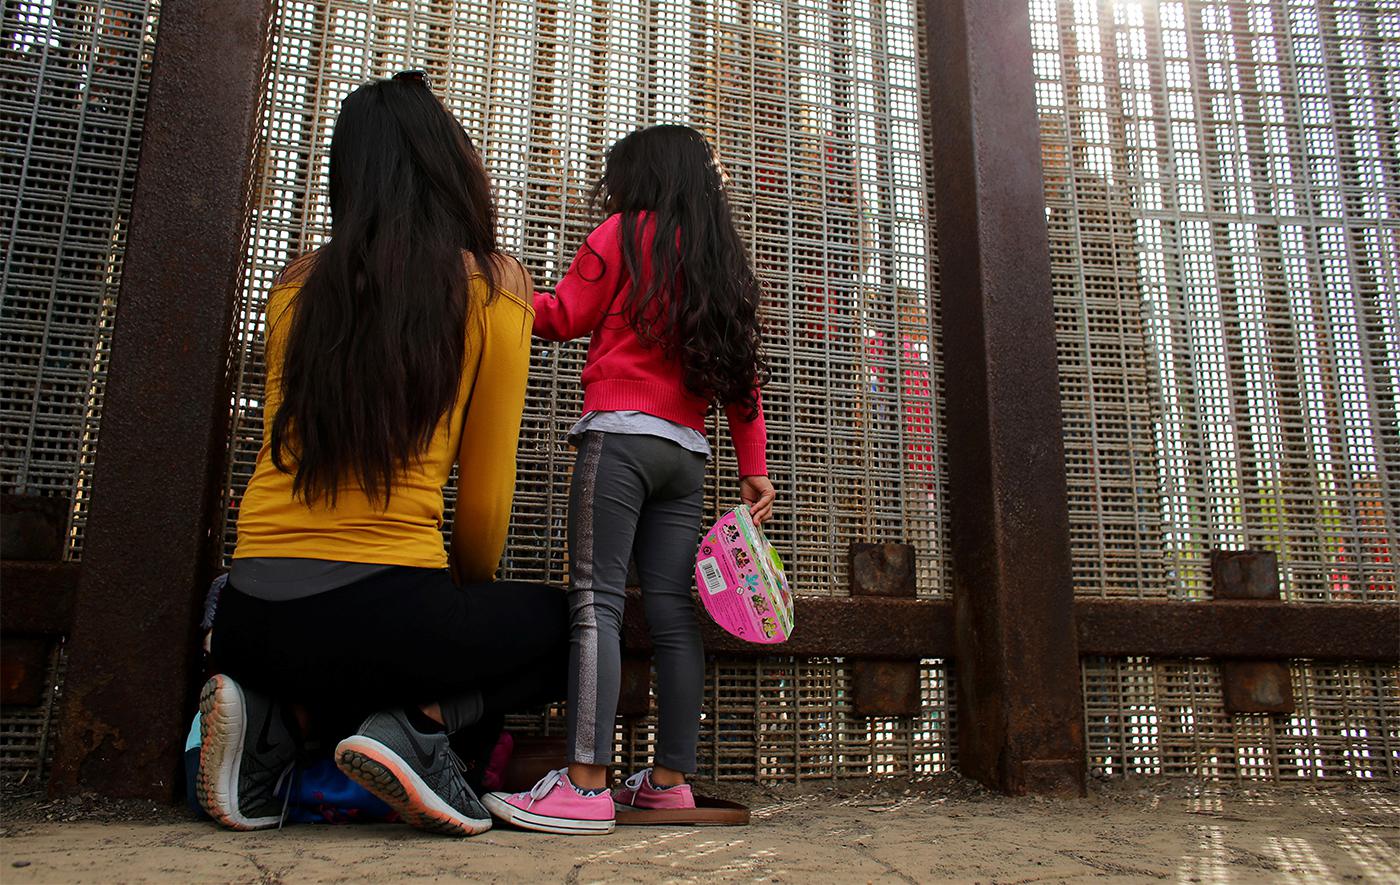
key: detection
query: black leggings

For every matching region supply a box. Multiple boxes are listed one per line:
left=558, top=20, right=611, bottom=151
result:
left=212, top=567, right=568, bottom=742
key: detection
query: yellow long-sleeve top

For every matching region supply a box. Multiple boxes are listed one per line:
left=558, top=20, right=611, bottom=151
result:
left=232, top=269, right=533, bottom=582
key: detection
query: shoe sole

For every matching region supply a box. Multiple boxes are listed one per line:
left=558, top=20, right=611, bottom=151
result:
left=195, top=675, right=280, bottom=831
left=334, top=736, right=491, bottom=837
left=614, top=799, right=752, bottom=826
left=481, top=792, right=615, bottom=835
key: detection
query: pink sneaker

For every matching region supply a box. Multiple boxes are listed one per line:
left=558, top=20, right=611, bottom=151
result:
left=482, top=768, right=615, bottom=834
left=613, top=768, right=696, bottom=811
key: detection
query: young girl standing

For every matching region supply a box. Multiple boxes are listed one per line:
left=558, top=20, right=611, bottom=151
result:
left=483, top=125, right=775, bottom=833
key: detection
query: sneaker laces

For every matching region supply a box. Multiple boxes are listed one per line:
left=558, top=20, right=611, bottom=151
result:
left=440, top=744, right=476, bottom=810
left=274, top=763, right=297, bottom=830
left=524, top=768, right=569, bottom=809
left=623, top=768, right=651, bottom=792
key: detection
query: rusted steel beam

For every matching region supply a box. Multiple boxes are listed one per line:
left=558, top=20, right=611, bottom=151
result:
left=621, top=595, right=1397, bottom=661
left=1074, top=598, right=1399, bottom=662
left=0, top=561, right=80, bottom=635
left=2, top=636, right=54, bottom=707
left=1, top=494, right=68, bottom=560
left=925, top=0, right=1086, bottom=796
left=49, top=0, right=274, bottom=800
left=621, top=592, right=956, bottom=658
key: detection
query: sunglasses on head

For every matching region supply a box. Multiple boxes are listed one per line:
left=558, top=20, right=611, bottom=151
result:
left=392, top=69, right=431, bottom=89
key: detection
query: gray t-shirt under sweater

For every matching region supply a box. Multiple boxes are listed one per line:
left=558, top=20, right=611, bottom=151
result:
left=568, top=410, right=710, bottom=457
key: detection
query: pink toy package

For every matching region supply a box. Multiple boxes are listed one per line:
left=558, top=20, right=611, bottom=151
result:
left=695, top=505, right=794, bottom=644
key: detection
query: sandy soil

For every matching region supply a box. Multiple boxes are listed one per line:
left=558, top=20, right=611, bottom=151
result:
left=2, top=777, right=1397, bottom=883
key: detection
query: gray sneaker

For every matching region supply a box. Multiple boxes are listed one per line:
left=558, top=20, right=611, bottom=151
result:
left=334, top=709, right=492, bottom=836
left=196, top=674, right=297, bottom=830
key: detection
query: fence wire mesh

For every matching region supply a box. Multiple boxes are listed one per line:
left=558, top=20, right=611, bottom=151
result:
left=1083, top=658, right=1398, bottom=780
left=1, top=0, right=159, bottom=556
left=1032, top=0, right=1399, bottom=601
left=509, top=658, right=956, bottom=782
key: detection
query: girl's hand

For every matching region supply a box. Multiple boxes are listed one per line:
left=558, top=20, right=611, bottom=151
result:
left=740, top=475, right=776, bottom=525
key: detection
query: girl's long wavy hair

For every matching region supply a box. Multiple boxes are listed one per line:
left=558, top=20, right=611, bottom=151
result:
left=595, top=125, right=767, bottom=417
left=270, top=76, right=499, bottom=506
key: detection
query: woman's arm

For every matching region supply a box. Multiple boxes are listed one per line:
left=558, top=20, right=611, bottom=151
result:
left=451, top=260, right=535, bottom=582
left=532, top=214, right=626, bottom=341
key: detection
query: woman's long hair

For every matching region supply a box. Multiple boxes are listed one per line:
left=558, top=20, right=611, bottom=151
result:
left=595, top=125, right=767, bottom=417
left=270, top=76, right=498, bottom=506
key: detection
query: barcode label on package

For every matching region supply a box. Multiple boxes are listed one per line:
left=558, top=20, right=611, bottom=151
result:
left=698, top=557, right=726, bottom=595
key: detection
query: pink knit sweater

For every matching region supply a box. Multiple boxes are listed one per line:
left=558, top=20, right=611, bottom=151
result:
left=532, top=213, right=768, bottom=477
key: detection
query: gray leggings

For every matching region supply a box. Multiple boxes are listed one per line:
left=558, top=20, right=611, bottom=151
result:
left=566, top=431, right=706, bottom=772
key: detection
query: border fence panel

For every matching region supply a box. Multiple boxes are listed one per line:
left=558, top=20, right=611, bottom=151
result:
left=1032, top=0, right=1398, bottom=780
left=1, top=0, right=159, bottom=782
left=1, top=0, right=158, bottom=557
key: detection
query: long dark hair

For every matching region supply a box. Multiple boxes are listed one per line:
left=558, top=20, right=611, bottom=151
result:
left=270, top=76, right=499, bottom=506
left=595, top=125, right=767, bottom=417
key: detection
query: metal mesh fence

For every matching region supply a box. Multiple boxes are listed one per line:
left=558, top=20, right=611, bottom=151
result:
left=511, top=658, right=957, bottom=782
left=1037, top=0, right=1398, bottom=782
left=1083, top=658, right=1398, bottom=780
left=1, top=0, right=159, bottom=556
left=0, top=642, right=64, bottom=780
left=1032, top=0, right=1399, bottom=601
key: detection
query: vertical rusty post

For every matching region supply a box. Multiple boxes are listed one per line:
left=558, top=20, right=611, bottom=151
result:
left=924, top=0, right=1086, bottom=795
left=49, top=0, right=273, bottom=799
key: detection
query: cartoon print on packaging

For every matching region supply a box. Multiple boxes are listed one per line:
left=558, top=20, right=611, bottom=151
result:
left=694, top=505, right=794, bottom=644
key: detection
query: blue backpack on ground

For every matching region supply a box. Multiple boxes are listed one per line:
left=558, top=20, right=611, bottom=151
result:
left=184, top=711, right=395, bottom=824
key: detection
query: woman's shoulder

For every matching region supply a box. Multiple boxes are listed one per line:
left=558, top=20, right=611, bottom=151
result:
left=264, top=253, right=316, bottom=328
left=274, top=251, right=318, bottom=287
left=473, top=252, right=534, bottom=315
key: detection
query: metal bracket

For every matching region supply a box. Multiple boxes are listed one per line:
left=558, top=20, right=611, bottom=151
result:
left=1213, top=550, right=1295, bottom=715
left=850, top=543, right=923, bottom=717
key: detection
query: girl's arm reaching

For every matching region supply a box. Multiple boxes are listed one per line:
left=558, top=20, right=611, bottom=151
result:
left=725, top=391, right=768, bottom=478
left=533, top=214, right=627, bottom=341
left=727, top=391, right=774, bottom=524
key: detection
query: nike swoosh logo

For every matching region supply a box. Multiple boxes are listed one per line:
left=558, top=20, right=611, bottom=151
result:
left=398, top=719, right=440, bottom=770
left=254, top=702, right=281, bottom=756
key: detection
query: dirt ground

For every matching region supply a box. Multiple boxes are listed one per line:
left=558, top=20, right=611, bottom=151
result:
left=2, top=776, right=1397, bottom=883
